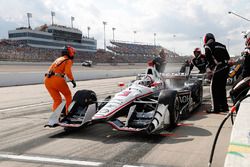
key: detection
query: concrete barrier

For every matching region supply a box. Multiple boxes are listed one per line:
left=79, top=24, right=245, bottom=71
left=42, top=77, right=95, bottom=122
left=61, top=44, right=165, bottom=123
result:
left=224, top=91, right=250, bottom=167
left=0, top=62, right=181, bottom=87
left=0, top=69, right=145, bottom=87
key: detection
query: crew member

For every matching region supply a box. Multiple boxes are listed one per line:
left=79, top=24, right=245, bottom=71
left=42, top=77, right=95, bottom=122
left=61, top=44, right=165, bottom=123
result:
left=152, top=49, right=167, bottom=73
left=189, top=47, right=207, bottom=74
left=240, top=32, right=250, bottom=78
left=230, top=31, right=250, bottom=103
left=179, top=59, right=191, bottom=74
left=227, top=57, right=243, bottom=86
left=44, top=45, right=76, bottom=114
left=204, top=33, right=230, bottom=113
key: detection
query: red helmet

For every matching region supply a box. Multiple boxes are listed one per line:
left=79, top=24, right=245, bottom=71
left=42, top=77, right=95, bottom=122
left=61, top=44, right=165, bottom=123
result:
left=193, top=47, right=201, bottom=53
left=246, top=38, right=250, bottom=46
left=62, top=45, right=76, bottom=58
left=193, top=47, right=201, bottom=56
left=203, top=33, right=215, bottom=45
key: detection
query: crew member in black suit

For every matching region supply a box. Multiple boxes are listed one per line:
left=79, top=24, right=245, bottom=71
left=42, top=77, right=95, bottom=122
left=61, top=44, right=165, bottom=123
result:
left=152, top=49, right=167, bottom=73
left=204, top=33, right=230, bottom=113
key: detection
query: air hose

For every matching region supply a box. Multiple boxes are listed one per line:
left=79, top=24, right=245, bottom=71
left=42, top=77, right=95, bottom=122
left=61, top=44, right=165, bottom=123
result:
left=208, top=94, right=250, bottom=167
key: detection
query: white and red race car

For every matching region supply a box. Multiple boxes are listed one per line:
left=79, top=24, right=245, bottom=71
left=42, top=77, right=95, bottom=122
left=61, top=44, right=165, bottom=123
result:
left=46, top=65, right=203, bottom=134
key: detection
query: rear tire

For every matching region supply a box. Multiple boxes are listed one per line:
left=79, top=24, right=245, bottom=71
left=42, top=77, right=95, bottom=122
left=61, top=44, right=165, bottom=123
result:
left=198, top=85, right=203, bottom=105
left=181, top=106, right=190, bottom=120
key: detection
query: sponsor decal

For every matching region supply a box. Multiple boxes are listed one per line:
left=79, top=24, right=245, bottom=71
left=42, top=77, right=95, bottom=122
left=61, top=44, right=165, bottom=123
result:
left=99, top=109, right=109, bottom=114
left=118, top=91, right=131, bottom=96
left=179, top=95, right=190, bottom=103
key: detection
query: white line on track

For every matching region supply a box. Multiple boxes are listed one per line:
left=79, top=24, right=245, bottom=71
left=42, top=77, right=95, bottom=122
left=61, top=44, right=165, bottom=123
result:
left=0, top=102, right=52, bottom=112
left=0, top=153, right=102, bottom=166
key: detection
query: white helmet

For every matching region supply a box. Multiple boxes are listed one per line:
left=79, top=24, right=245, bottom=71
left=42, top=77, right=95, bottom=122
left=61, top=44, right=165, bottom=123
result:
left=142, top=75, right=153, bottom=86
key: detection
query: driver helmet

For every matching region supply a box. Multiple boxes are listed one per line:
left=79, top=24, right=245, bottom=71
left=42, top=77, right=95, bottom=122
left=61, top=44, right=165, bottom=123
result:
left=142, top=75, right=154, bottom=87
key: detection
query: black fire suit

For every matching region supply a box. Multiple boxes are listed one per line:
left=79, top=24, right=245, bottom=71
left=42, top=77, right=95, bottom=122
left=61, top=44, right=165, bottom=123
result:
left=241, top=47, right=250, bottom=78
left=230, top=46, right=250, bottom=103
left=190, top=54, right=207, bottom=74
left=153, top=56, right=167, bottom=73
left=205, top=41, right=230, bottom=112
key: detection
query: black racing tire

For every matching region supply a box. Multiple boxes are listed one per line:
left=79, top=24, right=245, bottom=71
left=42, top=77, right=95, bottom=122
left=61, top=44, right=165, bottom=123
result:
left=64, top=127, right=78, bottom=132
left=158, top=90, right=179, bottom=129
left=73, top=90, right=97, bottom=108
left=181, top=105, right=190, bottom=120
left=192, top=81, right=203, bottom=105
left=190, top=80, right=203, bottom=104
left=198, top=84, right=203, bottom=105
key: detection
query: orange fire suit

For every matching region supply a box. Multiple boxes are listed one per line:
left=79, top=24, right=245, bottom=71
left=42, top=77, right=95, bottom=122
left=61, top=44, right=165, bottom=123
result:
left=44, top=56, right=74, bottom=114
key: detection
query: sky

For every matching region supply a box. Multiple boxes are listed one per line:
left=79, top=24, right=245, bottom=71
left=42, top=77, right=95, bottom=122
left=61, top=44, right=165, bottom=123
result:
left=0, top=0, right=249, bottom=56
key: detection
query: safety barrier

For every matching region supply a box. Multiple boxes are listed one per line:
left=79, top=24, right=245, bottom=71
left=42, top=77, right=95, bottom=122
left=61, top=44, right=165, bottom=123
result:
left=224, top=90, right=250, bottom=167
left=0, top=69, right=145, bottom=87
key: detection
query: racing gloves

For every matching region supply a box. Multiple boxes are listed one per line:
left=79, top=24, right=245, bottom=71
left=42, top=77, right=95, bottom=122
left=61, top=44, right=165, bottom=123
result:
left=71, top=80, right=76, bottom=88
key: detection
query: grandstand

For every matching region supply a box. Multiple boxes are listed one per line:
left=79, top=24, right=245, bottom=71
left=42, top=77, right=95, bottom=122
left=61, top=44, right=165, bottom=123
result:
left=1, top=26, right=189, bottom=64
left=8, top=24, right=97, bottom=52
left=107, top=40, right=179, bottom=58
left=0, top=39, right=189, bottom=63
left=0, top=39, right=95, bottom=62
left=0, top=13, right=191, bottom=64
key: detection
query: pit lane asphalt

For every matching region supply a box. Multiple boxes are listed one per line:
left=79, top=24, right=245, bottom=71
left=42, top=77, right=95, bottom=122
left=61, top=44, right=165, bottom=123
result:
left=0, top=76, right=233, bottom=167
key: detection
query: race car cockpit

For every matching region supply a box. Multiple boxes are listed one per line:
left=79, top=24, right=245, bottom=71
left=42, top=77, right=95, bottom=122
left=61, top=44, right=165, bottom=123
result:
left=133, top=75, right=154, bottom=87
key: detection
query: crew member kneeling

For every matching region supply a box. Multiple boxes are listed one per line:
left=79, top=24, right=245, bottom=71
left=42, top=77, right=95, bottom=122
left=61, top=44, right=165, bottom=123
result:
left=44, top=46, right=76, bottom=114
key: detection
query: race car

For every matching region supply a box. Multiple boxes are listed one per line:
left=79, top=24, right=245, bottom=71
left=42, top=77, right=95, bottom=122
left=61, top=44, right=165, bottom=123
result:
left=81, top=60, right=93, bottom=67
left=46, top=65, right=203, bottom=134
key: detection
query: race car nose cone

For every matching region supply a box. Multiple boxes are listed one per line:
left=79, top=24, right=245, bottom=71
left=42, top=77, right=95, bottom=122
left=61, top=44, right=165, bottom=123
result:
left=92, top=115, right=107, bottom=122
left=91, top=116, right=107, bottom=124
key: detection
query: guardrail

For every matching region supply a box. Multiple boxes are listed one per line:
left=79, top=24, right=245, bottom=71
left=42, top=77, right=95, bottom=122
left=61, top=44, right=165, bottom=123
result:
left=224, top=90, right=250, bottom=167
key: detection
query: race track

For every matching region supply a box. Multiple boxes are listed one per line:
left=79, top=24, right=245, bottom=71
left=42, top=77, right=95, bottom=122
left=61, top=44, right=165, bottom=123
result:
left=0, top=76, right=233, bottom=167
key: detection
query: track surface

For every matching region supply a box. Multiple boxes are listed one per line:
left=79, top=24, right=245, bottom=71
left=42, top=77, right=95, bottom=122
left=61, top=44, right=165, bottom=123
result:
left=0, top=76, right=233, bottom=167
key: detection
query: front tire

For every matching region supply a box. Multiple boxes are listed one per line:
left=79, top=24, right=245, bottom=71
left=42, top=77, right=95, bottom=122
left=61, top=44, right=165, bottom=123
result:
left=158, top=90, right=180, bottom=129
left=73, top=90, right=97, bottom=108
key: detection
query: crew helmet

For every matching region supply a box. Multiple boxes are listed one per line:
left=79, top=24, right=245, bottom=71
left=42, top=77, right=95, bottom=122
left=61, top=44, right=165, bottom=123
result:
left=203, top=33, right=215, bottom=45
left=244, top=30, right=250, bottom=46
left=193, top=47, right=201, bottom=55
left=62, top=45, right=76, bottom=59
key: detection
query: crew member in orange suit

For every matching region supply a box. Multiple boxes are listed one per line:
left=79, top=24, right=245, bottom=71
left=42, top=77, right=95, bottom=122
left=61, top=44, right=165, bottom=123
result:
left=44, top=45, right=76, bottom=114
